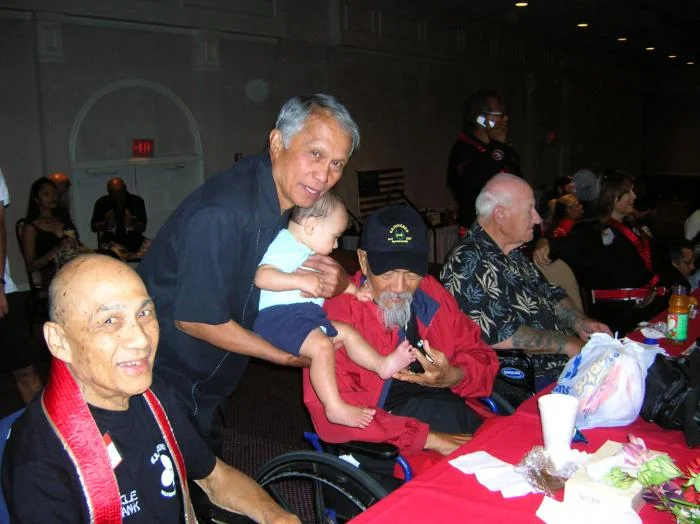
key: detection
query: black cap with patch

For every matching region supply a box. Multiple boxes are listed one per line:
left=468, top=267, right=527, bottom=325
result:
left=361, top=205, right=429, bottom=276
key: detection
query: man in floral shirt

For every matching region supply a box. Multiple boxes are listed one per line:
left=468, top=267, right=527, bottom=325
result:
left=441, top=173, right=610, bottom=405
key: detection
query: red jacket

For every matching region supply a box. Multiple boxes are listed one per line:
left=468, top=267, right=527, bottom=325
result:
left=303, top=274, right=499, bottom=456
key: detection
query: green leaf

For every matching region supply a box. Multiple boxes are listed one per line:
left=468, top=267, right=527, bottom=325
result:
left=604, top=467, right=636, bottom=489
left=637, top=456, right=683, bottom=487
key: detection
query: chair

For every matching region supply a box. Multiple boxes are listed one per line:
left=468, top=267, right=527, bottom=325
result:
left=535, top=258, right=585, bottom=312
left=14, top=219, right=49, bottom=332
left=0, top=409, right=25, bottom=522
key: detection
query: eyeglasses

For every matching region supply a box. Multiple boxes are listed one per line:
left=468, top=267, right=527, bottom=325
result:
left=679, top=259, right=695, bottom=266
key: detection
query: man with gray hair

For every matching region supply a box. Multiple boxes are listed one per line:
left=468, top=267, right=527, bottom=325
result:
left=138, top=94, right=358, bottom=451
left=441, top=173, right=610, bottom=407
left=304, top=205, right=499, bottom=471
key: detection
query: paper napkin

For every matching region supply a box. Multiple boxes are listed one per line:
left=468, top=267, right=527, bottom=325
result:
left=449, top=451, right=536, bottom=498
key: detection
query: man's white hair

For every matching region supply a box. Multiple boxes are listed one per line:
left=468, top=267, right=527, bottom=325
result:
left=474, top=173, right=523, bottom=218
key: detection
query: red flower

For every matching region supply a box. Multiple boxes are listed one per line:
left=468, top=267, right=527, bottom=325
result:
left=687, top=458, right=700, bottom=476
left=683, top=485, right=699, bottom=504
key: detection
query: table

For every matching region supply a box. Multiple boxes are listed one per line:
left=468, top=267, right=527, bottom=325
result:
left=352, top=294, right=700, bottom=523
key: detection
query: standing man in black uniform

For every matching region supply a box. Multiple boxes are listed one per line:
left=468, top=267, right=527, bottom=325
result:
left=447, top=90, right=521, bottom=234
left=137, top=94, right=357, bottom=453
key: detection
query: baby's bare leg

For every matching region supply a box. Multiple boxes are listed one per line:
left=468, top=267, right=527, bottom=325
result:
left=300, top=328, right=375, bottom=428
left=332, top=321, right=415, bottom=380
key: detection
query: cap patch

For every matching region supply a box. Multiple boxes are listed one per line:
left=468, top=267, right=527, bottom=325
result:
left=387, top=224, right=412, bottom=244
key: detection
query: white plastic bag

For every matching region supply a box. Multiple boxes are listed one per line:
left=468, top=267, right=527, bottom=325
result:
left=552, top=333, right=664, bottom=429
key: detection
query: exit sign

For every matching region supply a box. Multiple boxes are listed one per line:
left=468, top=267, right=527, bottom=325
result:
left=132, top=139, right=154, bottom=158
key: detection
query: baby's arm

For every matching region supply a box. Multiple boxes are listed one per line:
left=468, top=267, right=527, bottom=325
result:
left=255, top=264, right=322, bottom=297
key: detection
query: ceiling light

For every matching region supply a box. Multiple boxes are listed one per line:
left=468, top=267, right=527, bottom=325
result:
left=617, top=37, right=627, bottom=42
left=577, top=23, right=589, bottom=28
left=688, top=61, right=695, bottom=65
left=645, top=47, right=655, bottom=51
left=669, top=55, right=677, bottom=59
left=515, top=2, right=528, bottom=6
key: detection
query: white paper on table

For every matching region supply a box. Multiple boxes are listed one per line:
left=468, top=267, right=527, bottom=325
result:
left=501, top=480, right=538, bottom=498
left=449, top=451, right=536, bottom=498
left=476, top=466, right=520, bottom=490
left=474, top=463, right=514, bottom=484
left=449, top=451, right=508, bottom=473
left=537, top=496, right=642, bottom=524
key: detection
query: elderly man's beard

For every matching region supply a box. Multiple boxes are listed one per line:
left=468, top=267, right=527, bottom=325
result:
left=377, top=291, right=413, bottom=330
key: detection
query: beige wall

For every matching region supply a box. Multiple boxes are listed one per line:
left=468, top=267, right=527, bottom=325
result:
left=1, top=0, right=698, bottom=287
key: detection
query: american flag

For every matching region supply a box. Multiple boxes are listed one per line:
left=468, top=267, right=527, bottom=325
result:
left=357, top=167, right=406, bottom=218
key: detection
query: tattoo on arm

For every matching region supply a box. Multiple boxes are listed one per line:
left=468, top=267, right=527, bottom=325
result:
left=511, top=325, right=569, bottom=354
left=554, top=298, right=585, bottom=330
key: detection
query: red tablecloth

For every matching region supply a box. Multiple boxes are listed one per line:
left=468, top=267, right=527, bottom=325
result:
left=352, top=293, right=700, bottom=523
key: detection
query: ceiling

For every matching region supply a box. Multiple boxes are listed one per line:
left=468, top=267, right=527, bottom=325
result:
left=434, top=0, right=700, bottom=69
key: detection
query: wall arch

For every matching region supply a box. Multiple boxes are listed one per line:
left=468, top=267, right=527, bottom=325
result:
left=68, top=78, right=203, bottom=164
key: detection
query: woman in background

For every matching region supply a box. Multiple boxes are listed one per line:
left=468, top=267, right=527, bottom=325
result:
left=21, top=177, right=86, bottom=287
left=536, top=170, right=668, bottom=333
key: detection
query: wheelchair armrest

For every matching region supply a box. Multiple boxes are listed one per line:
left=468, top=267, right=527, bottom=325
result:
left=331, top=440, right=400, bottom=461
left=496, top=349, right=537, bottom=394
left=303, top=431, right=400, bottom=460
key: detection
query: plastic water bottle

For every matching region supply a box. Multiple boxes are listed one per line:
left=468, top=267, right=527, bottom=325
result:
left=667, top=284, right=689, bottom=342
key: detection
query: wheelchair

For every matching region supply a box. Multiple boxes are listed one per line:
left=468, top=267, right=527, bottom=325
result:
left=251, top=433, right=412, bottom=524
left=248, top=390, right=517, bottom=524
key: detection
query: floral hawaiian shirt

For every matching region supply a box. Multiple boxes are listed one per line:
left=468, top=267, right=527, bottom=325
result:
left=440, top=223, right=570, bottom=345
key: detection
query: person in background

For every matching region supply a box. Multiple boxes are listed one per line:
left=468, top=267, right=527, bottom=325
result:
left=539, top=175, right=576, bottom=217
left=685, top=199, right=700, bottom=249
left=21, top=177, right=85, bottom=287
left=137, top=94, right=356, bottom=453
left=441, top=174, right=610, bottom=407
left=535, top=169, right=669, bottom=334
left=685, top=198, right=700, bottom=290
left=91, top=177, right=148, bottom=255
left=47, top=171, right=75, bottom=228
left=447, top=89, right=521, bottom=235
left=0, top=169, right=42, bottom=404
left=658, top=239, right=696, bottom=291
left=549, top=194, right=584, bottom=239
left=2, top=255, right=299, bottom=524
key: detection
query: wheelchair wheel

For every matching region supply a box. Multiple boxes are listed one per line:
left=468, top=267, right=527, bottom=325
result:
left=255, top=450, right=389, bottom=524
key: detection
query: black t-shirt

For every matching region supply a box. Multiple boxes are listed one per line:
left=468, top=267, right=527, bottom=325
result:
left=2, top=381, right=216, bottom=523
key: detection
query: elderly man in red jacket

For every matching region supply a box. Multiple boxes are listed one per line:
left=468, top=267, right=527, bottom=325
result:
left=303, top=205, right=499, bottom=473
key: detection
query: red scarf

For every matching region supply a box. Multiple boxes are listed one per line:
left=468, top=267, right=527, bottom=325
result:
left=42, top=359, right=196, bottom=523
left=607, top=218, right=659, bottom=286
left=552, top=218, right=575, bottom=238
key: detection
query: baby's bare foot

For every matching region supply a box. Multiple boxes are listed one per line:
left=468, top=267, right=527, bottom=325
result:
left=377, top=339, right=416, bottom=379
left=326, top=404, right=376, bottom=428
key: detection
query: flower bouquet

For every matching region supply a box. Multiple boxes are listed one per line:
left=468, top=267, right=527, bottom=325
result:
left=604, top=435, right=699, bottom=523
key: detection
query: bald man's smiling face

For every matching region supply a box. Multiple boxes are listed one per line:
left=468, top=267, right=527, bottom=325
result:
left=45, top=257, right=159, bottom=411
